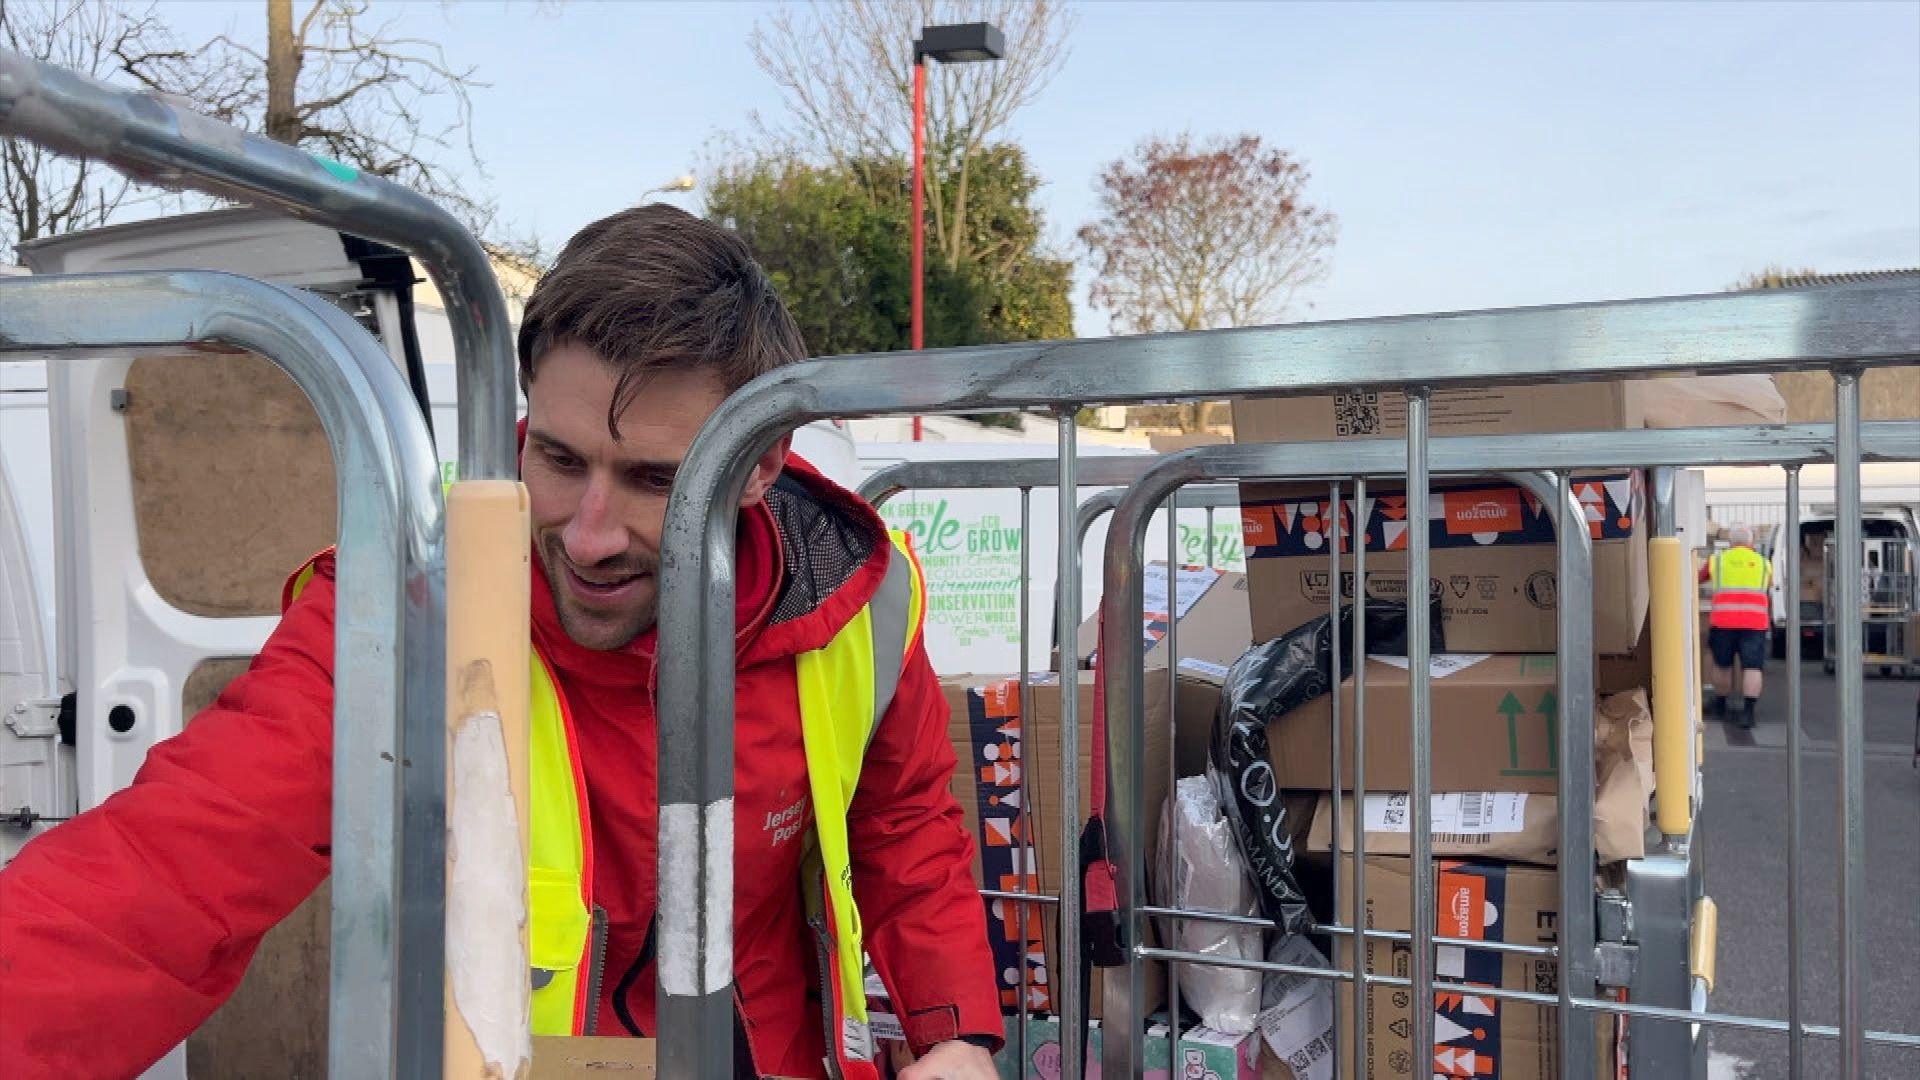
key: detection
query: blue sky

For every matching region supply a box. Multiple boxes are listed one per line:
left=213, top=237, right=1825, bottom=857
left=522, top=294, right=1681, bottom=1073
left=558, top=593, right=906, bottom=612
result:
left=158, top=0, right=1920, bottom=337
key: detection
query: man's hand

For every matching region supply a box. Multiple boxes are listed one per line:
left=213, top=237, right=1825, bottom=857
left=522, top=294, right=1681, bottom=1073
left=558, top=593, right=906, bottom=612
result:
left=898, top=1039, right=998, bottom=1080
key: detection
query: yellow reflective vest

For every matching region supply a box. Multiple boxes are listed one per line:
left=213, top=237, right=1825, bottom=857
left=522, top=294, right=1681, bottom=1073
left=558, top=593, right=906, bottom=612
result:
left=1707, top=544, right=1772, bottom=630
left=523, top=531, right=924, bottom=1069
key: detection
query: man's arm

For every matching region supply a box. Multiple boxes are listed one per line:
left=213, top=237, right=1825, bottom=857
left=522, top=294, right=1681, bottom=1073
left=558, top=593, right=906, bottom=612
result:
left=847, top=636, right=1002, bottom=1058
left=0, top=568, right=340, bottom=1079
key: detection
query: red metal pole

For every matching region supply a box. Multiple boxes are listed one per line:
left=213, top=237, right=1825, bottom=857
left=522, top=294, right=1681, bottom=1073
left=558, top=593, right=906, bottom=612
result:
left=910, top=55, right=926, bottom=442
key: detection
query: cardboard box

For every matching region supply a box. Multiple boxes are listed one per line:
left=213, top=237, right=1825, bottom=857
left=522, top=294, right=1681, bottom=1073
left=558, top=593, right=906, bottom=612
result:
left=1230, top=376, right=1782, bottom=447
left=1150, top=431, right=1234, bottom=452
left=1332, top=856, right=1565, bottom=1080
left=1595, top=640, right=1651, bottom=696
left=1267, top=654, right=1565, bottom=794
left=1309, top=792, right=1560, bottom=864
left=1238, top=473, right=1649, bottom=655
left=987, top=1016, right=1173, bottom=1080
left=1798, top=540, right=1826, bottom=606
left=1077, top=565, right=1252, bottom=675
left=1300, top=687, right=1653, bottom=863
left=1231, top=384, right=1647, bottom=446
left=873, top=1002, right=1174, bottom=1079
left=1179, top=1026, right=1262, bottom=1080
left=1075, top=564, right=1255, bottom=778
left=946, top=670, right=1171, bottom=1017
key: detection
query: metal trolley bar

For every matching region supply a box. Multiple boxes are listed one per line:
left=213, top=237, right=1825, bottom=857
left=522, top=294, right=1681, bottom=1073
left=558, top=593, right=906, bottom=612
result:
left=0, top=48, right=517, bottom=481
left=1102, top=422, right=1920, bottom=1078
left=1833, top=371, right=1866, bottom=1080
left=863, top=460, right=1239, bottom=1071
left=858, top=455, right=1161, bottom=505
left=3, top=48, right=527, bottom=1079
left=1099, top=447, right=1593, bottom=1078
left=0, top=271, right=445, bottom=1078
left=1072, top=484, right=1240, bottom=556
left=658, top=282, right=1918, bottom=1079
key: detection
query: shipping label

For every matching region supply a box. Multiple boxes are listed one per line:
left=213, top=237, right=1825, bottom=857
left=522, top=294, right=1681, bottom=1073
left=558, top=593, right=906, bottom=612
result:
left=1362, top=793, right=1529, bottom=836
left=1178, top=657, right=1232, bottom=679
left=1368, top=652, right=1493, bottom=678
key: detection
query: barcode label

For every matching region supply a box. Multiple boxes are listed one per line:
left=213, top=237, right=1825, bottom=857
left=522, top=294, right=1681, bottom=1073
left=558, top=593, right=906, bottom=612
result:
left=1178, top=657, right=1231, bottom=679
left=1257, top=937, right=1335, bottom=1080
left=1334, top=391, right=1383, bottom=437
left=1368, top=652, right=1493, bottom=678
left=1362, top=793, right=1528, bottom=835
left=1460, top=793, right=1488, bottom=830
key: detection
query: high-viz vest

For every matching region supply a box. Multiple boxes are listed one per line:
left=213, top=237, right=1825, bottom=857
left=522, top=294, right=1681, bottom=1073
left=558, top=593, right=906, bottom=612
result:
left=287, top=531, right=925, bottom=1078
left=1707, top=545, right=1772, bottom=630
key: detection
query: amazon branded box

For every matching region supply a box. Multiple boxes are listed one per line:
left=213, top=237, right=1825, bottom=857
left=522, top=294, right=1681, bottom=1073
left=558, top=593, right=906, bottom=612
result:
left=1330, top=855, right=1576, bottom=1080
left=945, top=671, right=1170, bottom=1018
left=1237, top=472, right=1648, bottom=655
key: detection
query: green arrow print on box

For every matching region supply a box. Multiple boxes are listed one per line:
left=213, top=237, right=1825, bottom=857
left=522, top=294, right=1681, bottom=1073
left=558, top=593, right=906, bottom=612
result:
left=1501, top=689, right=1559, bottom=777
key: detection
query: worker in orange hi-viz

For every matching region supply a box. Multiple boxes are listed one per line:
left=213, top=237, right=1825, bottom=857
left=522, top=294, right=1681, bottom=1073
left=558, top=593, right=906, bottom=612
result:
left=1702, top=524, right=1774, bottom=730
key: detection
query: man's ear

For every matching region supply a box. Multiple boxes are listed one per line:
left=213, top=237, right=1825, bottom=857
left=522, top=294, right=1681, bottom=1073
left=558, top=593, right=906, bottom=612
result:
left=738, top=433, right=792, bottom=508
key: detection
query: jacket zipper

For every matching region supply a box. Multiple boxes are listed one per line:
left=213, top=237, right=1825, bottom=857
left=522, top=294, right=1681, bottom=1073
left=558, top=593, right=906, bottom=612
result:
left=613, top=919, right=656, bottom=1037
left=808, top=913, right=846, bottom=1080
left=583, top=905, right=609, bottom=1037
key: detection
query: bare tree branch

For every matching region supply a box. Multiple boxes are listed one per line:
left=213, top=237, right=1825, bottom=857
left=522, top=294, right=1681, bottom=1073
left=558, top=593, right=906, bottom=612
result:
left=749, top=0, right=1071, bottom=272
left=0, top=0, right=188, bottom=254
left=6, top=0, right=522, bottom=257
left=1079, top=132, right=1337, bottom=336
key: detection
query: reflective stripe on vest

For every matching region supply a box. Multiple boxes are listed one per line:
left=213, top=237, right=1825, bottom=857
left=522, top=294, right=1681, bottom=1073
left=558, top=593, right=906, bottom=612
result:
left=528, top=651, right=595, bottom=1035
left=793, top=530, right=924, bottom=1067
left=1709, top=546, right=1772, bottom=629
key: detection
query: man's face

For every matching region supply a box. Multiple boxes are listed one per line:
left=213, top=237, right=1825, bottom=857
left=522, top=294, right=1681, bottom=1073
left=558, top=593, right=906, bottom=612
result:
left=523, top=344, right=784, bottom=651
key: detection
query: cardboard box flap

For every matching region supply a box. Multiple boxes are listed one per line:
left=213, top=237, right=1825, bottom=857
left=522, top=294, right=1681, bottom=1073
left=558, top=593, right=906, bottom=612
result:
left=1231, top=382, right=1642, bottom=445
left=1077, top=564, right=1252, bottom=681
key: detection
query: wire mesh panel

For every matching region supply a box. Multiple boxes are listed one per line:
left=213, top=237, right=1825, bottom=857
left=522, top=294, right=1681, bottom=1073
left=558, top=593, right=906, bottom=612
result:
left=654, top=280, right=1920, bottom=1080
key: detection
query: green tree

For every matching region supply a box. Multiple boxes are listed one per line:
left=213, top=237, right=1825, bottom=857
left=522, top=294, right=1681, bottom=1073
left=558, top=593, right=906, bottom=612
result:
left=706, top=155, right=905, bottom=358
left=705, top=141, right=1071, bottom=358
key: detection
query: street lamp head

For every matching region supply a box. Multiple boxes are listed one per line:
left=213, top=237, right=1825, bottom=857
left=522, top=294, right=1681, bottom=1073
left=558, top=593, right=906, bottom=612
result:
left=640, top=172, right=697, bottom=202
left=914, top=22, right=1005, bottom=64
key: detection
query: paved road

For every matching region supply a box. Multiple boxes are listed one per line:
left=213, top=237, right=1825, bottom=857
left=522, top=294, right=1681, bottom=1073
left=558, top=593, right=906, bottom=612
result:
left=1701, top=662, right=1920, bottom=1079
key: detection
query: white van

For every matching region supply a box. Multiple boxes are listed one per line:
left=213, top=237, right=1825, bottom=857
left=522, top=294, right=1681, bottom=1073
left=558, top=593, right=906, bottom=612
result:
left=0, top=207, right=857, bottom=856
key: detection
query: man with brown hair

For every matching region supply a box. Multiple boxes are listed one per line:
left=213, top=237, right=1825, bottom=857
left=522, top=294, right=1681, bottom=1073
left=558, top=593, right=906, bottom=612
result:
left=0, top=205, right=1002, bottom=1079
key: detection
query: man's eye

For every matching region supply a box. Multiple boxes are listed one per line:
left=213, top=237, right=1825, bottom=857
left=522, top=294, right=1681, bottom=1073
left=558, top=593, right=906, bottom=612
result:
left=545, top=449, right=582, bottom=471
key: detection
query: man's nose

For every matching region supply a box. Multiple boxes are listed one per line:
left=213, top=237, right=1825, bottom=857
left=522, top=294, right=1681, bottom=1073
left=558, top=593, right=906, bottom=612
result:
left=561, top=474, right=629, bottom=567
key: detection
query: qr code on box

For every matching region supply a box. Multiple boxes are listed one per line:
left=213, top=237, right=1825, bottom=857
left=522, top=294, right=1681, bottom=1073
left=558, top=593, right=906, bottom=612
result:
left=1334, top=392, right=1382, bottom=437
